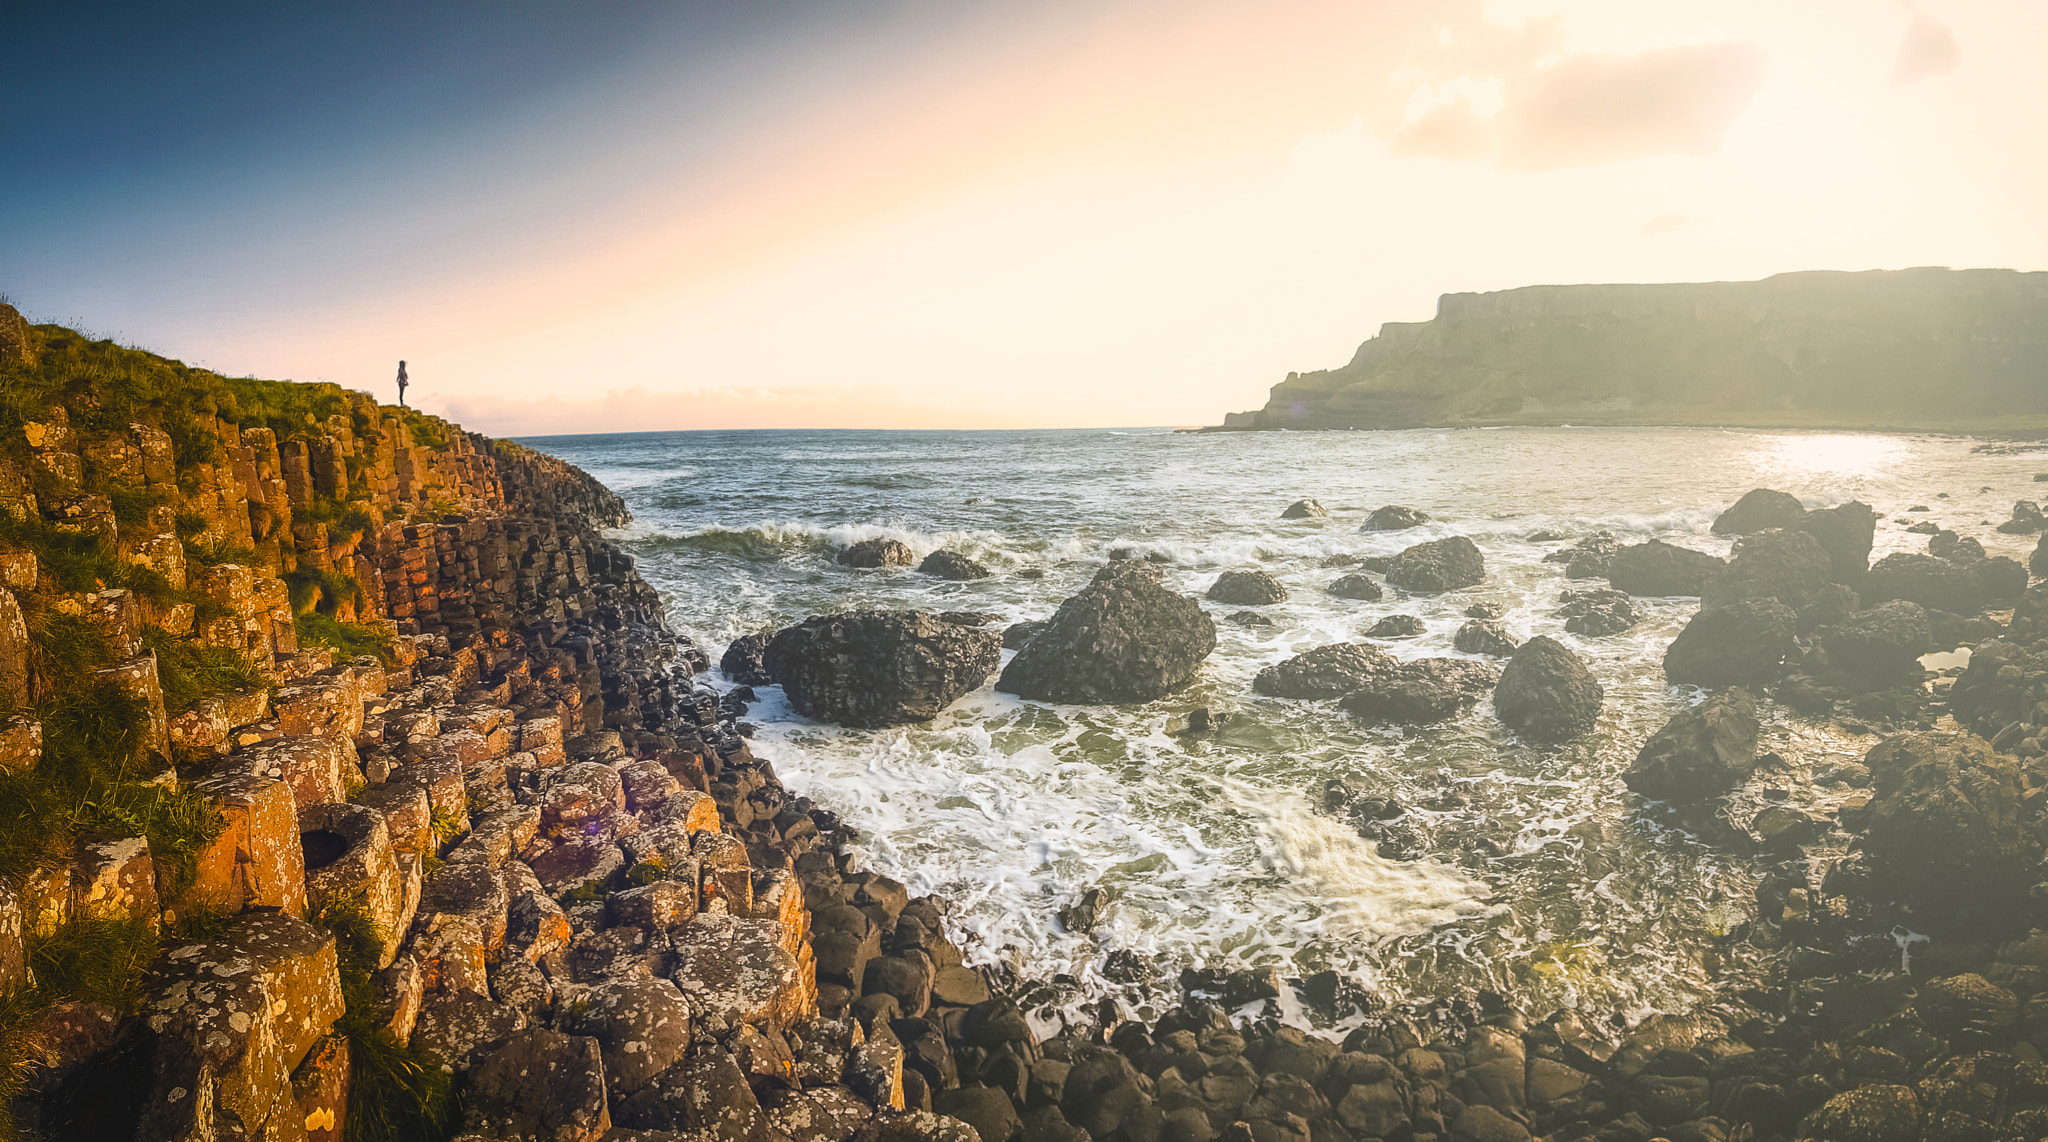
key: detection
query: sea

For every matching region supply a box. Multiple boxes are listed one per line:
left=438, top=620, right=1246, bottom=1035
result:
left=519, top=425, right=2046, bottom=1035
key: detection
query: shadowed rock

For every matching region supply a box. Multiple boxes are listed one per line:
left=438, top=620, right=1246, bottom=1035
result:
left=1339, top=659, right=1500, bottom=725
left=1798, top=500, right=1877, bottom=582
left=1701, top=528, right=1832, bottom=612
left=919, top=550, right=991, bottom=580
left=1821, top=601, right=1932, bottom=682
left=1327, top=574, right=1383, bottom=601
left=1363, top=505, right=1431, bottom=531
left=1624, top=689, right=1759, bottom=802
left=1207, top=570, right=1288, bottom=606
left=1664, top=598, right=1798, bottom=688
left=997, top=561, right=1216, bottom=704
left=1252, top=643, right=1396, bottom=699
left=1454, top=619, right=1518, bottom=657
left=1493, top=636, right=1603, bottom=742
left=1384, top=536, right=1485, bottom=594
left=1713, top=489, right=1805, bottom=535
left=1605, top=540, right=1725, bottom=597
left=765, top=611, right=1001, bottom=728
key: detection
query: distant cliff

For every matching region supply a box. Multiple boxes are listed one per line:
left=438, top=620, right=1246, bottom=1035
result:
left=1217, top=268, right=2048, bottom=430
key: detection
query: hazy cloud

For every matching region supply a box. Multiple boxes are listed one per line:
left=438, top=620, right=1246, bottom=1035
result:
left=1893, top=12, right=1959, bottom=86
left=1389, top=98, right=1496, bottom=161
left=1638, top=213, right=1688, bottom=238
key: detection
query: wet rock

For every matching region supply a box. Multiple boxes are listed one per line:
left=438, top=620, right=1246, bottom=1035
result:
left=1227, top=611, right=1274, bottom=628
left=1364, top=505, right=1431, bottom=531
left=1546, top=530, right=1627, bottom=579
left=765, top=611, right=1002, bottom=728
left=1340, top=658, right=1500, bottom=725
left=1861, top=731, right=2036, bottom=922
left=1713, top=489, right=1806, bottom=535
left=936, top=1085, right=1023, bottom=1142
left=1454, top=620, right=1518, bottom=657
left=1799, top=582, right=1863, bottom=632
left=1863, top=552, right=2023, bottom=613
left=1915, top=974, right=2017, bottom=1038
left=1465, top=600, right=1507, bottom=619
left=1493, top=636, right=1603, bottom=742
left=1794, top=1083, right=1919, bottom=1142
left=1385, top=536, right=1485, bottom=594
left=1002, top=620, right=1048, bottom=650
left=1208, top=570, right=1288, bottom=606
left=462, top=1029, right=611, bottom=1142
left=1280, top=500, right=1327, bottom=520
left=1702, top=528, right=1833, bottom=612
left=1366, top=614, right=1425, bottom=639
left=1821, top=601, right=1932, bottom=683
left=1799, top=501, right=1878, bottom=581
left=841, top=539, right=915, bottom=569
left=1624, top=689, right=1759, bottom=802
left=1997, top=500, right=2047, bottom=534
left=1664, top=599, right=1799, bottom=688
left=921, top=551, right=992, bottom=580
left=996, top=561, right=1217, bottom=704
left=1559, top=588, right=1639, bottom=636
left=722, top=634, right=773, bottom=686
left=1327, top=574, right=1383, bottom=601
left=1606, top=540, right=1727, bottom=597
left=1252, top=643, right=1396, bottom=699
left=1931, top=530, right=1986, bottom=562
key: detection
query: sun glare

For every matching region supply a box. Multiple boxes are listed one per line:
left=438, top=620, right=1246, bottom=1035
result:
left=1762, top=432, right=1906, bottom=477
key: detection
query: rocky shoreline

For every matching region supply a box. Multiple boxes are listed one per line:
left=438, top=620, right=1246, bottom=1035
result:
left=4, top=301, right=2048, bottom=1142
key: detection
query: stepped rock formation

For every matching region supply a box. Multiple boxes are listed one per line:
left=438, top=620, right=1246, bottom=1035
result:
left=1215, top=268, right=2048, bottom=430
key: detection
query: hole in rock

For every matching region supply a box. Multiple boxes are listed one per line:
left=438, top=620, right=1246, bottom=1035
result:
left=301, top=828, right=350, bottom=871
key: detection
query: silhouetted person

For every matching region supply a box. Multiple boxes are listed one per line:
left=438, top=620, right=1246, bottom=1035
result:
left=396, top=360, right=409, bottom=407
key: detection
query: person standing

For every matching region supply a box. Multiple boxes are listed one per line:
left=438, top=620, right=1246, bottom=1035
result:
left=396, top=360, right=409, bottom=407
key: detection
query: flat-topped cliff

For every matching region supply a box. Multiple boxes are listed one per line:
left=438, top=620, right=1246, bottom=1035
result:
left=1219, top=268, right=2048, bottom=430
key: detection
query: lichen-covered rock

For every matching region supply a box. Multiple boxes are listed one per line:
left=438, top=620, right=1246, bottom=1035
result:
left=840, top=539, right=914, bottom=569
left=1605, top=540, right=1726, bottom=597
left=1207, top=570, right=1288, bottom=606
left=557, top=976, right=694, bottom=1099
left=71, top=836, right=159, bottom=930
left=919, top=551, right=991, bottom=580
left=1252, top=643, right=1396, bottom=699
left=412, top=990, right=529, bottom=1073
left=1713, top=488, right=1806, bottom=534
left=225, top=734, right=351, bottom=809
left=1339, top=658, right=1500, bottom=725
left=187, top=772, right=308, bottom=918
left=996, top=561, right=1216, bottom=704
left=765, top=611, right=1001, bottom=728
left=1663, top=598, right=1798, bottom=688
left=672, top=912, right=812, bottom=1029
left=1384, top=536, right=1485, bottom=594
left=1624, top=689, right=1759, bottom=802
left=463, top=1029, right=611, bottom=1142
left=1493, top=636, right=1603, bottom=742
left=617, top=1046, right=770, bottom=1138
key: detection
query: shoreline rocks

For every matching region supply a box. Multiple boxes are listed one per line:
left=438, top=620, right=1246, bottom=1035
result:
left=997, top=561, right=1217, bottom=703
left=763, top=611, right=1003, bottom=728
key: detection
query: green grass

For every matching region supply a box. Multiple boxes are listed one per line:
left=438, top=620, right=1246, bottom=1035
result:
left=295, top=612, right=395, bottom=664
left=28, top=918, right=159, bottom=1014
left=105, top=484, right=169, bottom=526
left=0, top=510, right=183, bottom=606
left=182, top=535, right=259, bottom=569
left=144, top=628, right=268, bottom=715
left=287, top=566, right=363, bottom=617
left=308, top=895, right=458, bottom=1142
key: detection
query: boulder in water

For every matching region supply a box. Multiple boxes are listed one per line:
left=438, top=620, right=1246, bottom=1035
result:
left=996, top=560, right=1217, bottom=703
left=1558, top=588, right=1639, bottom=637
left=1363, top=505, right=1431, bottom=531
left=1384, top=535, right=1485, bottom=594
left=919, top=550, right=991, bottom=580
left=1493, top=636, right=1603, bottom=742
left=1226, top=610, right=1274, bottom=627
left=1623, top=689, right=1759, bottom=802
left=1339, top=658, right=1499, bottom=725
left=1544, top=530, right=1626, bottom=580
left=1207, top=569, right=1288, bottom=606
left=1252, top=643, right=1396, bottom=699
left=1712, top=489, right=1806, bottom=534
left=1861, top=731, right=2036, bottom=921
left=764, top=611, right=1002, bottom=728
left=721, top=634, right=773, bottom=686
left=1001, top=620, right=1048, bottom=649
left=1862, top=552, right=2022, bottom=613
left=1326, top=574, right=1383, bottom=601
left=1454, top=620, right=1518, bottom=657
left=1821, top=601, right=1932, bottom=682
left=1996, top=500, right=2046, bottom=534
left=1280, top=499, right=1328, bottom=520
left=1366, top=614, right=1425, bottom=639
left=1700, top=528, right=1831, bottom=611
left=1605, top=540, right=1726, bottom=597
left=1663, top=598, right=1798, bottom=688
left=1798, top=501, right=1877, bottom=582
left=839, top=538, right=914, bottom=568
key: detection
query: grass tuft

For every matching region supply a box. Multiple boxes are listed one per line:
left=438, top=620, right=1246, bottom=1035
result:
left=308, top=894, right=459, bottom=1142
left=144, top=628, right=268, bottom=715
left=28, top=918, right=159, bottom=1015
left=295, top=613, right=394, bottom=664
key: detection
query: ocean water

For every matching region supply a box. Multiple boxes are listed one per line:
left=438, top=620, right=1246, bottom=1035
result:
left=522, top=425, right=2046, bottom=1032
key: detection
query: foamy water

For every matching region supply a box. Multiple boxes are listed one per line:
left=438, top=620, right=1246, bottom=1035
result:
left=530, top=426, right=2046, bottom=1029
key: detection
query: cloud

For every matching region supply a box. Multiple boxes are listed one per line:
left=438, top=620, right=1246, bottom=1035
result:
left=1499, top=43, right=1769, bottom=170
left=1389, top=98, right=1496, bottom=161
left=1892, top=12, right=1959, bottom=86
left=1638, top=213, right=1688, bottom=238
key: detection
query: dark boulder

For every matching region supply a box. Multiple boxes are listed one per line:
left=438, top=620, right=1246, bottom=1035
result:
left=764, top=611, right=1002, bottom=728
left=1339, top=658, right=1499, bottom=725
left=1821, top=601, right=1932, bottom=683
left=1493, top=636, right=1603, bottom=742
left=2035, top=534, right=2048, bottom=579
left=1558, top=588, right=1639, bottom=637
left=1798, top=583, right=1862, bottom=633
left=463, top=1030, right=611, bottom=1142
left=1863, top=552, right=2024, bottom=613
left=1975, top=556, right=2029, bottom=603
left=1363, top=505, right=1431, bottom=531
left=1623, top=689, right=1759, bottom=802
left=1227, top=611, right=1274, bottom=628
left=1280, top=499, right=1327, bottom=520
left=1365, top=615, right=1425, bottom=639
left=996, top=561, right=1217, bottom=703
left=1545, top=531, right=1626, bottom=580
left=1861, top=731, right=2037, bottom=922
left=721, top=634, right=773, bottom=686
left=1700, top=528, right=1832, bottom=612
left=1605, top=540, right=1726, bottom=597
left=1001, top=620, right=1047, bottom=650
left=1208, top=570, right=1288, bottom=606
left=1712, top=488, right=1806, bottom=535
left=1996, top=500, right=2046, bottom=534
left=919, top=550, right=992, bottom=580
left=1663, top=598, right=1799, bottom=688
left=1927, top=530, right=1983, bottom=561
left=1384, top=536, right=1485, bottom=594
left=840, top=538, right=915, bottom=568
left=1798, top=501, right=1878, bottom=581
left=1465, top=601, right=1507, bottom=619
left=1454, top=620, right=1518, bottom=657
left=1252, top=643, right=1396, bottom=699
left=1327, top=575, right=1383, bottom=601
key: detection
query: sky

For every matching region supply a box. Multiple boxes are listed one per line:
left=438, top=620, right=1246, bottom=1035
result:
left=4, top=0, right=2043, bottom=433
